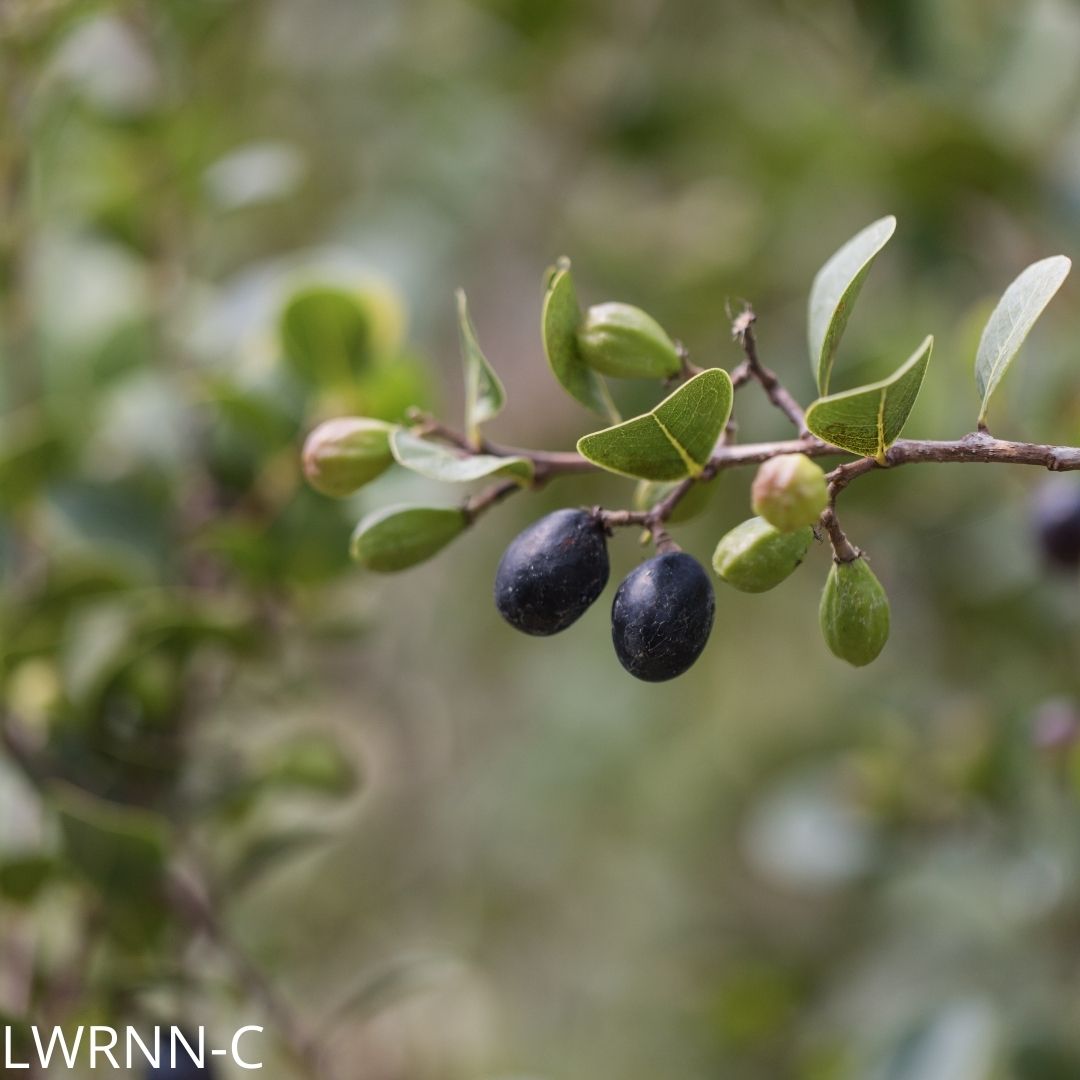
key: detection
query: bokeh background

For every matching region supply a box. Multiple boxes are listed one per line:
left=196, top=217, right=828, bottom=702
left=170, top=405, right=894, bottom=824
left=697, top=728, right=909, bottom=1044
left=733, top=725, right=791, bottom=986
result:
left=5, top=1, right=1080, bottom=1077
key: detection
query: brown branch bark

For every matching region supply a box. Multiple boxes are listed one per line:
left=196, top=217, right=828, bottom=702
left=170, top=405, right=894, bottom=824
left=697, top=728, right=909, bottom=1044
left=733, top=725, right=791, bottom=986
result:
left=405, top=312, right=1080, bottom=554
left=732, top=307, right=808, bottom=434
left=464, top=479, right=521, bottom=522
left=167, top=870, right=334, bottom=1080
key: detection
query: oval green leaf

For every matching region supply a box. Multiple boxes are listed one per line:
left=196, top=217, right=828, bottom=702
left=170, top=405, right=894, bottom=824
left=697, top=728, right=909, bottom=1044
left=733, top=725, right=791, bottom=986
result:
left=350, top=504, right=468, bottom=572
left=576, top=368, right=733, bottom=480
left=54, top=783, right=168, bottom=899
left=805, top=335, right=933, bottom=462
left=457, top=288, right=506, bottom=441
left=542, top=260, right=619, bottom=421
left=975, top=255, right=1071, bottom=426
left=280, top=285, right=374, bottom=385
left=808, top=215, right=896, bottom=395
left=390, top=430, right=533, bottom=484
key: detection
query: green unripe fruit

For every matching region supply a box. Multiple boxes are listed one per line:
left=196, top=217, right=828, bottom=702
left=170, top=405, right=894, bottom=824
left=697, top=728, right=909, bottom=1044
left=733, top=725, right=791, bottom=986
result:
left=751, top=453, right=828, bottom=531
left=819, top=557, right=890, bottom=667
left=576, top=302, right=682, bottom=379
left=302, top=417, right=396, bottom=497
left=712, top=517, right=813, bottom=593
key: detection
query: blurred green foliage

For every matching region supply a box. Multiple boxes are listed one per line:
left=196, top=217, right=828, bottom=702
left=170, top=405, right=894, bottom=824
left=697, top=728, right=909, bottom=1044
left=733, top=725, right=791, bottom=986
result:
left=5, top=0, right=1080, bottom=1077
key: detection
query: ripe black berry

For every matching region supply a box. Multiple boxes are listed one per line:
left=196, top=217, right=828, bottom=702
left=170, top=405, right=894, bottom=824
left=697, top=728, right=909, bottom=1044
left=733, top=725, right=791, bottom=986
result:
left=495, top=509, right=610, bottom=635
left=1032, top=479, right=1080, bottom=569
left=611, top=551, right=715, bottom=681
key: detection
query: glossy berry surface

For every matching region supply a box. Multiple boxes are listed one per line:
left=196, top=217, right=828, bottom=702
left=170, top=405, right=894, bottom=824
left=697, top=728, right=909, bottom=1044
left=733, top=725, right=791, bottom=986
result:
left=611, top=552, right=715, bottom=681
left=1031, top=479, right=1080, bottom=569
left=495, top=509, right=610, bottom=635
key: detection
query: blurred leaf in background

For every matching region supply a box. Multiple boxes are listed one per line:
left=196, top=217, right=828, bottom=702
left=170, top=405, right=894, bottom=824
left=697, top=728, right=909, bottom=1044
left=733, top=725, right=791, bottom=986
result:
left=5, top=1, right=1080, bottom=1078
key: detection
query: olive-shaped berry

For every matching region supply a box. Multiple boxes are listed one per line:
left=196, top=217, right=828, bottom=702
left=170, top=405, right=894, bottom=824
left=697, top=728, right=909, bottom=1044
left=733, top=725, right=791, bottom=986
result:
left=1031, top=478, right=1080, bottom=570
left=576, top=302, right=682, bottom=379
left=751, top=453, right=828, bottom=532
left=819, top=557, right=890, bottom=667
left=301, top=417, right=395, bottom=498
left=495, top=509, right=610, bottom=635
left=611, top=552, right=715, bottom=681
left=713, top=517, right=813, bottom=593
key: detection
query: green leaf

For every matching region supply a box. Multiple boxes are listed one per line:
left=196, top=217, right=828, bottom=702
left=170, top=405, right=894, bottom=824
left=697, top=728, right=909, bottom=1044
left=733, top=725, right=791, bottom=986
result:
left=805, top=335, right=933, bottom=461
left=542, top=260, right=619, bottom=421
left=280, top=285, right=374, bottom=385
left=55, top=784, right=168, bottom=898
left=457, top=289, right=506, bottom=441
left=389, top=430, right=533, bottom=484
left=261, top=735, right=359, bottom=797
left=975, top=255, right=1071, bottom=425
left=355, top=353, right=436, bottom=424
left=577, top=368, right=733, bottom=480
left=808, top=215, right=896, bottom=394
left=0, top=855, right=55, bottom=905
left=226, top=829, right=333, bottom=894
left=350, top=504, right=468, bottom=572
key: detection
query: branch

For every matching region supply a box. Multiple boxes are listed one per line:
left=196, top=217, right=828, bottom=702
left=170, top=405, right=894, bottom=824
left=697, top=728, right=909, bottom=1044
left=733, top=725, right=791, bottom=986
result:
left=404, top=352, right=1080, bottom=556
left=818, top=507, right=860, bottom=563
left=732, top=306, right=808, bottom=434
left=406, top=411, right=596, bottom=478
left=167, top=870, right=334, bottom=1080
left=827, top=431, right=1080, bottom=500
left=671, top=341, right=706, bottom=383
left=464, top=479, right=521, bottom=522
left=0, top=713, right=48, bottom=787
left=0, top=713, right=332, bottom=1080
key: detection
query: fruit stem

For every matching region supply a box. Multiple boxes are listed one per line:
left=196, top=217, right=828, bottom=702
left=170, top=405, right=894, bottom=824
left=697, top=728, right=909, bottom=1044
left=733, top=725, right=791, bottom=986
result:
left=651, top=525, right=681, bottom=554
left=819, top=507, right=860, bottom=563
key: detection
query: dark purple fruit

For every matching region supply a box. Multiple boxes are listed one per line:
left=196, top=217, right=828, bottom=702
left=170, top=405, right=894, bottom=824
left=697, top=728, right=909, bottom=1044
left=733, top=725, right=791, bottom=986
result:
left=495, top=509, right=610, bottom=635
left=611, top=551, right=715, bottom=681
left=1032, top=479, right=1080, bottom=569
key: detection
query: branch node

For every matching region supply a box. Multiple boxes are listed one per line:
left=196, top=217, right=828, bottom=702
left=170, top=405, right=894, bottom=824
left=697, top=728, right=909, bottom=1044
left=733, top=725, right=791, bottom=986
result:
left=652, top=525, right=680, bottom=554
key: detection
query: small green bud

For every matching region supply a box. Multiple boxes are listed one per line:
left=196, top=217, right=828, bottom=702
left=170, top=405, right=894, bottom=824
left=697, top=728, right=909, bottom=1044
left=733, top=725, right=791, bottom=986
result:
left=302, top=417, right=396, bottom=497
left=576, top=302, right=682, bottom=379
left=819, top=557, right=890, bottom=667
left=712, top=516, right=813, bottom=593
left=751, top=453, right=828, bottom=531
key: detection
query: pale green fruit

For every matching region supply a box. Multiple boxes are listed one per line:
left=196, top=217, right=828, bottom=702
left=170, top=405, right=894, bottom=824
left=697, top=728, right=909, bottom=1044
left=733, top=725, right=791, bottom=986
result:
left=712, top=517, right=813, bottom=593
left=576, top=302, right=681, bottom=379
left=819, top=557, right=890, bottom=666
left=751, top=453, right=828, bottom=532
left=302, top=417, right=396, bottom=497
